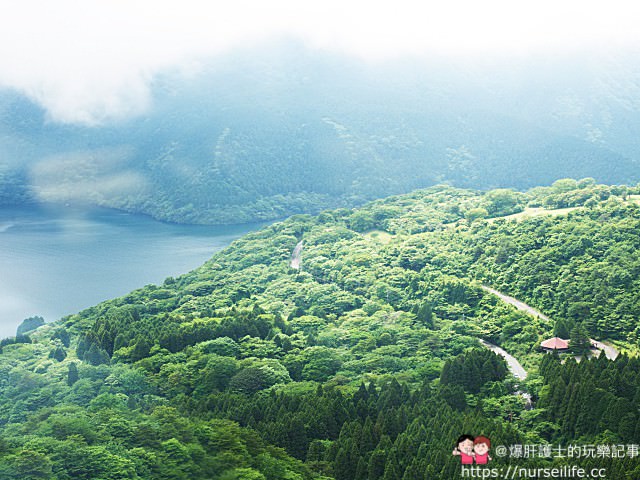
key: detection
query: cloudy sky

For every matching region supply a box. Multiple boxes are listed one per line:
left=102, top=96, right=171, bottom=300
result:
left=1, top=0, right=639, bottom=125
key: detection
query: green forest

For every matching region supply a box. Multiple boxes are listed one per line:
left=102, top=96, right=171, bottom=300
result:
left=1, top=179, right=640, bottom=479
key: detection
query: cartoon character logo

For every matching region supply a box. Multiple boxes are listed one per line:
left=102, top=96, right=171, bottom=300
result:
left=452, top=434, right=475, bottom=464
left=452, top=434, right=492, bottom=464
left=473, top=436, right=492, bottom=464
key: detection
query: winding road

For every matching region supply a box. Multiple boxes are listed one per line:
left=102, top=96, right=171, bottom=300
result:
left=481, top=286, right=551, bottom=322
left=478, top=285, right=621, bottom=411
left=481, top=285, right=619, bottom=360
left=479, top=339, right=527, bottom=380
left=590, top=339, right=619, bottom=361
left=479, top=338, right=533, bottom=409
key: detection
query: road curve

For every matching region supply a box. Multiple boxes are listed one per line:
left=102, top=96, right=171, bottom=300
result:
left=481, top=286, right=551, bottom=322
left=590, top=339, right=619, bottom=360
left=479, top=339, right=533, bottom=408
left=482, top=285, right=619, bottom=360
left=480, top=339, right=528, bottom=380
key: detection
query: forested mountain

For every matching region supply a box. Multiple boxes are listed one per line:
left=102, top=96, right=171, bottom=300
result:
left=1, top=45, right=639, bottom=223
left=1, top=180, right=640, bottom=479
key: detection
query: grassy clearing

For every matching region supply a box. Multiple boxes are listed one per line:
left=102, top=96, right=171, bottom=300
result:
left=489, top=206, right=580, bottom=222
left=627, top=195, right=640, bottom=205
left=364, top=230, right=395, bottom=244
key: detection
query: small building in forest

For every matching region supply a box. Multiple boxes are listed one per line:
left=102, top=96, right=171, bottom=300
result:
left=540, top=337, right=570, bottom=352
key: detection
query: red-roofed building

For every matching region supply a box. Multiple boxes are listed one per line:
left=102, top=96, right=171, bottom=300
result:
left=540, top=337, right=570, bottom=352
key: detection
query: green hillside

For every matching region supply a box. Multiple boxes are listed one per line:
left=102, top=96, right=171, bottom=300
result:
left=2, top=180, right=640, bottom=479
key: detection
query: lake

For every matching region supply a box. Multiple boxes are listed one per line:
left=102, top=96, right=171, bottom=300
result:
left=0, top=205, right=265, bottom=338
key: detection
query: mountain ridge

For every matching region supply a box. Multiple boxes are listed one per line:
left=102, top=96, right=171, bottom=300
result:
left=1, top=46, right=639, bottom=224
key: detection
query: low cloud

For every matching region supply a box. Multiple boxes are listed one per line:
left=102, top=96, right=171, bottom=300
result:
left=0, top=0, right=284, bottom=125
left=0, top=290, right=34, bottom=338
left=29, top=146, right=149, bottom=204
left=1, top=0, right=638, bottom=125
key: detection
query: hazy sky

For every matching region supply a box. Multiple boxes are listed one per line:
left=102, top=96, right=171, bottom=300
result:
left=1, top=0, right=639, bottom=125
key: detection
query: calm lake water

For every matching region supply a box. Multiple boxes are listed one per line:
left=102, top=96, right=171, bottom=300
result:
left=0, top=206, right=265, bottom=338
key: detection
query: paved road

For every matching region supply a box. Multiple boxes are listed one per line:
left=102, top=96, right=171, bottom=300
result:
left=481, top=286, right=551, bottom=321
left=479, top=339, right=533, bottom=408
left=590, top=339, right=619, bottom=360
left=482, top=285, right=619, bottom=360
left=480, top=339, right=527, bottom=380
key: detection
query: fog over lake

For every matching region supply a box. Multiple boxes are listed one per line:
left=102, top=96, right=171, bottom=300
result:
left=0, top=206, right=263, bottom=338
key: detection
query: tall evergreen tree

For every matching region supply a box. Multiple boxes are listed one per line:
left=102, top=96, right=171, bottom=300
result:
left=67, top=362, right=79, bottom=386
left=570, top=323, right=591, bottom=355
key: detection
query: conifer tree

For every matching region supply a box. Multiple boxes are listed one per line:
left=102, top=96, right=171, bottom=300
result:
left=570, top=323, right=591, bottom=355
left=67, top=362, right=79, bottom=386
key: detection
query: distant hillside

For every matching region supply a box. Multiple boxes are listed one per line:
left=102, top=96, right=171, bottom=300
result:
left=1, top=46, right=639, bottom=223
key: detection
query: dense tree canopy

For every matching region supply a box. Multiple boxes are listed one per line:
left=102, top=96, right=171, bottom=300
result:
left=1, top=181, right=640, bottom=478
